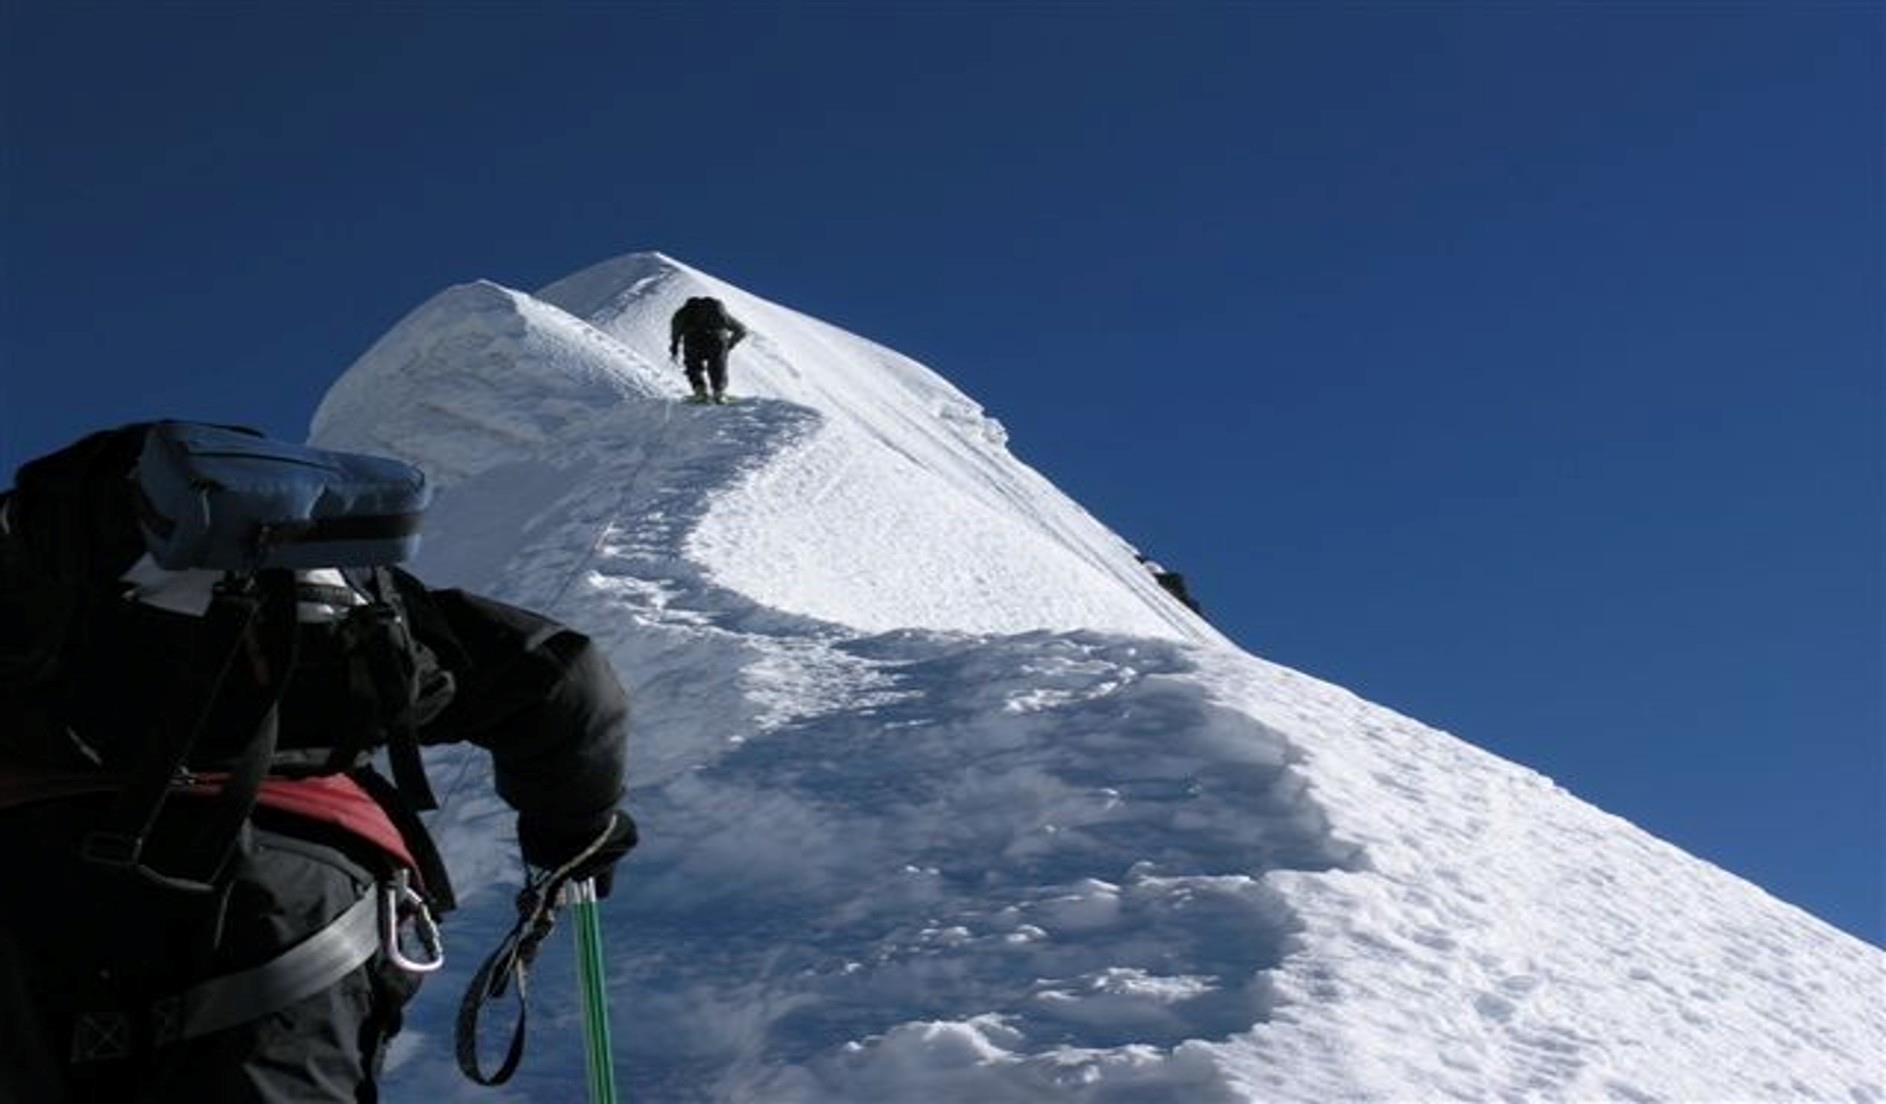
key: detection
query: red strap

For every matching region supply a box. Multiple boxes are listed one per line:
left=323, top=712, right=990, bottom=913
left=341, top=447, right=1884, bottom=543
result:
left=0, top=767, right=419, bottom=875
left=250, top=775, right=420, bottom=874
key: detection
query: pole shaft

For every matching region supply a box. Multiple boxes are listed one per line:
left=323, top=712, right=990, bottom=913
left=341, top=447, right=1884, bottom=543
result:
left=570, top=878, right=619, bottom=1103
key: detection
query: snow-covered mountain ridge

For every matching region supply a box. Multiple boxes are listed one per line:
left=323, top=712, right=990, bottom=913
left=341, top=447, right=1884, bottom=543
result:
left=311, top=253, right=1882, bottom=1103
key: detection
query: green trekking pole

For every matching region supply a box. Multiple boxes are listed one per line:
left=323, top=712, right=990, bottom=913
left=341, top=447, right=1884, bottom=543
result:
left=569, top=876, right=619, bottom=1103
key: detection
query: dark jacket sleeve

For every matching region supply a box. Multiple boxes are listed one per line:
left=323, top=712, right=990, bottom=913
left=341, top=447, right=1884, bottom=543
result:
left=727, top=313, right=748, bottom=347
left=413, top=586, right=628, bottom=844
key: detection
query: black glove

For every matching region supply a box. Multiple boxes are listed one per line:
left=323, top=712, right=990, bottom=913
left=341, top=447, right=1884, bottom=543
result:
left=517, top=811, right=638, bottom=898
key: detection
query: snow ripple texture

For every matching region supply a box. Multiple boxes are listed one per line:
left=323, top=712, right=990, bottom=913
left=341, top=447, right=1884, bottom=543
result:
left=312, top=254, right=1883, bottom=1103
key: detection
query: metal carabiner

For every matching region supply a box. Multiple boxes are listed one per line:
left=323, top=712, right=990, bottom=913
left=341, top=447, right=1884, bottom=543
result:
left=381, top=870, right=446, bottom=974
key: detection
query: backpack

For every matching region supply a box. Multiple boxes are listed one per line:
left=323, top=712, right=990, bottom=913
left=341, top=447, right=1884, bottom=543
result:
left=0, top=421, right=450, bottom=894
left=677, top=296, right=731, bottom=338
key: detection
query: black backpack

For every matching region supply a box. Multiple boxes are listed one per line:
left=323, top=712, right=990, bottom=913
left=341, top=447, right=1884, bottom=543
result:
left=0, top=422, right=452, bottom=894
left=678, top=296, right=731, bottom=336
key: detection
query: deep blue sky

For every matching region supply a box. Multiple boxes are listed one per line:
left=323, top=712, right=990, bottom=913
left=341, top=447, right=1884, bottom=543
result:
left=3, top=4, right=1878, bottom=943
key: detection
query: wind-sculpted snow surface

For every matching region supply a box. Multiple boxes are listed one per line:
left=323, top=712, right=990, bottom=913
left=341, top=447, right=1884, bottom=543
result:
left=313, top=253, right=1883, bottom=1103
left=575, top=631, right=1361, bottom=1104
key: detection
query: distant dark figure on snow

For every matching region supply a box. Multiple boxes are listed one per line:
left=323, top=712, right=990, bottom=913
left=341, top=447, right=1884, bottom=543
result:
left=1137, top=555, right=1205, bottom=617
left=669, top=296, right=749, bottom=404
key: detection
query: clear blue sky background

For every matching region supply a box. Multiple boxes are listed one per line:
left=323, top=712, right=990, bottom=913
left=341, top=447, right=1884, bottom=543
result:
left=2, top=4, right=1878, bottom=943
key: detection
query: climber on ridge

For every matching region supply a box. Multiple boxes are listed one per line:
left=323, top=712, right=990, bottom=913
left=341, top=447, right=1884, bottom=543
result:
left=669, top=296, right=749, bottom=404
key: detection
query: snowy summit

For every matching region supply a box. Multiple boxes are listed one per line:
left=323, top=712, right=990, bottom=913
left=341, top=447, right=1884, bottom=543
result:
left=311, top=253, right=1883, bottom=1103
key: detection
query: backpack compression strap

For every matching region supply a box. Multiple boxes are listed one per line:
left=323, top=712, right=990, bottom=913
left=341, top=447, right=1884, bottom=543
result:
left=79, top=571, right=299, bottom=893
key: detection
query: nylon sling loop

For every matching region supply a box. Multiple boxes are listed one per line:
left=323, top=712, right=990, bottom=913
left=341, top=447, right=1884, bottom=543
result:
left=570, top=876, right=618, bottom=1104
left=455, top=816, right=620, bottom=1089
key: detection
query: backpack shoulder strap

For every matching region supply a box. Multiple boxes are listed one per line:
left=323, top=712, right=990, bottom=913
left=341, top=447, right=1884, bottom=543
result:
left=319, top=568, right=448, bottom=813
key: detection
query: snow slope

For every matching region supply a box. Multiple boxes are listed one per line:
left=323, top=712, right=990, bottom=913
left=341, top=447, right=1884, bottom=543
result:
left=311, top=253, right=1883, bottom=1103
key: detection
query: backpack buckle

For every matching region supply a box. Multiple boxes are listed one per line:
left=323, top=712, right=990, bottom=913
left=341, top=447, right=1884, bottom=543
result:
left=78, top=830, right=221, bottom=894
left=77, top=830, right=143, bottom=868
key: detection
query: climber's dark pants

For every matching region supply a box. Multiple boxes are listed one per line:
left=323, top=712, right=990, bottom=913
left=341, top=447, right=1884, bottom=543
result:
left=0, top=798, right=421, bottom=1103
left=682, top=342, right=729, bottom=396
